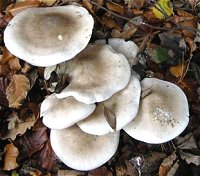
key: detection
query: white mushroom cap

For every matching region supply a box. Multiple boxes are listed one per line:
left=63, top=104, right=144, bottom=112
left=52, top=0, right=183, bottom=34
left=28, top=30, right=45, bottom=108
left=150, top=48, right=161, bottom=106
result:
left=78, top=103, right=115, bottom=135
left=40, top=94, right=95, bottom=130
left=123, top=78, right=189, bottom=144
left=56, top=44, right=131, bottom=104
left=95, top=38, right=139, bottom=65
left=50, top=125, right=120, bottom=171
left=77, top=73, right=141, bottom=135
left=4, top=5, right=94, bottom=67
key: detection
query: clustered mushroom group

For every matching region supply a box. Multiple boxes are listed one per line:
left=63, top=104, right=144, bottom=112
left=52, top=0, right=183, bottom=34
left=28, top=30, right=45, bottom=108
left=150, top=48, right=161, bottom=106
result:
left=4, top=5, right=189, bottom=171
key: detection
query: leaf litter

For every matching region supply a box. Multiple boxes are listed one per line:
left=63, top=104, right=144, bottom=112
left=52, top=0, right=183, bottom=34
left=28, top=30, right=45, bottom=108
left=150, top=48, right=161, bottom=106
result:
left=0, top=0, right=200, bottom=175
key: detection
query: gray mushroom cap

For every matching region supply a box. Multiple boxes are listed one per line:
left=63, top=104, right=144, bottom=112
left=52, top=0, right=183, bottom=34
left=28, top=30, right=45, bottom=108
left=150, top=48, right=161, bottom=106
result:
left=95, top=38, right=139, bottom=65
left=77, top=73, right=141, bottom=135
left=40, top=94, right=95, bottom=130
left=4, top=5, right=94, bottom=66
left=56, top=44, right=131, bottom=104
left=50, top=125, right=120, bottom=171
left=123, top=78, right=189, bottom=144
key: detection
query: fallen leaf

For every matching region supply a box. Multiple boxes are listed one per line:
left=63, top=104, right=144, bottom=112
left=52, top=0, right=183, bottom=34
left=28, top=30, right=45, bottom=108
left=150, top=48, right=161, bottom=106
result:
left=82, top=0, right=94, bottom=14
left=179, top=150, right=200, bottom=166
left=187, top=0, right=196, bottom=8
left=159, top=153, right=177, bottom=176
left=88, top=166, right=112, bottom=176
left=2, top=113, right=36, bottom=140
left=9, top=1, right=40, bottom=16
left=131, top=152, right=167, bottom=175
left=132, top=9, right=143, bottom=15
left=179, top=79, right=199, bottom=102
left=58, top=170, right=86, bottom=176
left=106, top=2, right=124, bottom=15
left=6, top=111, right=19, bottom=130
left=33, top=139, right=57, bottom=171
left=151, top=0, right=174, bottom=20
left=38, top=0, right=56, bottom=6
left=124, top=160, right=138, bottom=176
left=9, top=57, right=21, bottom=72
left=3, top=143, right=19, bottom=171
left=111, top=26, right=137, bottom=39
left=176, top=133, right=198, bottom=150
left=165, top=161, right=179, bottom=176
left=173, top=10, right=197, bottom=38
left=124, top=0, right=144, bottom=9
left=0, top=77, right=9, bottom=106
left=1, top=47, right=15, bottom=64
left=149, top=46, right=169, bottom=64
left=102, top=16, right=121, bottom=30
left=15, top=119, right=48, bottom=159
left=6, top=74, right=30, bottom=109
left=115, top=162, right=127, bottom=176
left=21, top=63, right=32, bottom=74
left=169, top=62, right=186, bottom=78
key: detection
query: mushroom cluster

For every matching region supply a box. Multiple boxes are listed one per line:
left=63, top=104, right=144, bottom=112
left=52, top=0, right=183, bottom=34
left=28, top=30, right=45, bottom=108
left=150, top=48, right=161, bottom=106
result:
left=4, top=5, right=189, bottom=171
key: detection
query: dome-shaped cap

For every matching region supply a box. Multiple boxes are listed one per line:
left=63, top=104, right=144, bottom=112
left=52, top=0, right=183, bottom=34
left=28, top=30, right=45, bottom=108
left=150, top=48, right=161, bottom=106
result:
left=77, top=73, right=141, bottom=135
left=123, top=78, right=189, bottom=144
left=40, top=94, right=95, bottom=130
left=4, top=5, right=94, bottom=66
left=56, top=44, right=131, bottom=104
left=50, top=125, right=120, bottom=171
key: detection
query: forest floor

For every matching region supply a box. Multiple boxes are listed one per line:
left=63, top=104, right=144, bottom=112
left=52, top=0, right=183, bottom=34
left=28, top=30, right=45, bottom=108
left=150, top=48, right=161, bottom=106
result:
left=0, top=0, right=200, bottom=175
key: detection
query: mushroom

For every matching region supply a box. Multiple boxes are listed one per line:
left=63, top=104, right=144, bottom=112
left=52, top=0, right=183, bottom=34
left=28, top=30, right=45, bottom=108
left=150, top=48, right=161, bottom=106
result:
left=40, top=94, right=95, bottom=130
left=50, top=125, right=120, bottom=171
left=56, top=44, right=131, bottom=104
left=123, top=78, right=189, bottom=144
left=4, top=5, right=94, bottom=66
left=77, top=73, right=141, bottom=135
left=95, top=38, right=139, bottom=65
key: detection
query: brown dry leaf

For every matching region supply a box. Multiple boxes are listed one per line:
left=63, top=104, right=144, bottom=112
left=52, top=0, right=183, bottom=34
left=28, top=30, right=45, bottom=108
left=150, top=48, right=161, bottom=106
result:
left=174, top=10, right=197, bottom=38
left=185, top=36, right=197, bottom=53
left=179, top=150, right=200, bottom=166
left=58, top=170, right=86, bottom=176
left=187, top=0, right=196, bottom=8
left=102, top=16, right=121, bottom=30
left=15, top=120, right=48, bottom=159
left=2, top=113, right=36, bottom=140
left=132, top=9, right=143, bottom=15
left=82, top=0, right=94, bottom=14
left=124, top=160, right=138, bottom=176
left=179, top=79, right=198, bottom=102
left=0, top=62, right=11, bottom=77
left=88, top=166, right=113, bottom=176
left=106, top=2, right=124, bottom=15
left=21, top=63, right=32, bottom=74
left=9, top=57, right=21, bottom=72
left=0, top=77, right=9, bottom=106
left=124, top=0, right=144, bottom=9
left=177, top=9, right=194, bottom=17
left=6, top=74, right=30, bottom=109
left=111, top=26, right=137, bottom=39
left=115, top=162, right=127, bottom=176
left=3, top=143, right=19, bottom=171
left=0, top=47, right=16, bottom=76
left=159, top=153, right=177, bottom=176
left=169, top=62, right=186, bottom=78
left=33, top=139, right=57, bottom=171
left=38, top=0, right=56, bottom=6
left=1, top=47, right=15, bottom=64
left=9, top=0, right=39, bottom=16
